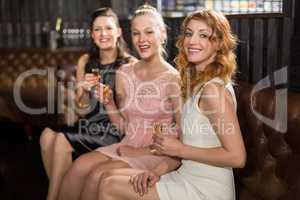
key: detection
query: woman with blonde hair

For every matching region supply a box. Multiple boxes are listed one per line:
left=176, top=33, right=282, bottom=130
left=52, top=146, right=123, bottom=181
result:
left=58, top=4, right=181, bottom=200
left=97, top=9, right=246, bottom=200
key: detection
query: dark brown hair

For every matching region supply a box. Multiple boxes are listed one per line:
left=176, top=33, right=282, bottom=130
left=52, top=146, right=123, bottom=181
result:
left=88, top=7, right=128, bottom=68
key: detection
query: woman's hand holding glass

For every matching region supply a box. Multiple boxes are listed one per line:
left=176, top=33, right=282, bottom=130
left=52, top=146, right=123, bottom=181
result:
left=152, top=134, right=184, bottom=157
left=93, top=83, right=113, bottom=105
left=129, top=170, right=160, bottom=196
left=82, top=73, right=100, bottom=92
left=150, top=122, right=183, bottom=156
left=149, top=122, right=163, bottom=155
left=77, top=73, right=100, bottom=108
left=151, top=123, right=182, bottom=157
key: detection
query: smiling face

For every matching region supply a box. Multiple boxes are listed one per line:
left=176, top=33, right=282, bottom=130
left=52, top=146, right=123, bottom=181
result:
left=91, top=16, right=121, bottom=51
left=183, top=19, right=219, bottom=71
left=131, top=15, right=164, bottom=61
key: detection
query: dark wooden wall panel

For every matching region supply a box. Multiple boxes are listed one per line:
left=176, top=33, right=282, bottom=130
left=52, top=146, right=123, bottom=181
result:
left=252, top=19, right=264, bottom=83
left=12, top=0, right=20, bottom=48
left=0, top=0, right=4, bottom=48
left=165, top=18, right=182, bottom=64
left=289, top=0, right=300, bottom=91
left=239, top=19, right=250, bottom=82
left=0, top=0, right=295, bottom=89
left=282, top=17, right=292, bottom=68
left=23, top=0, right=32, bottom=48
left=33, top=0, right=41, bottom=48
left=266, top=18, right=278, bottom=81
left=226, top=14, right=292, bottom=85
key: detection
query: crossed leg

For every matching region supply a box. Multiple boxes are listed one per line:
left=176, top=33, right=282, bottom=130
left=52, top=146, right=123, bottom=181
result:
left=57, top=151, right=111, bottom=200
left=79, top=160, right=130, bottom=200
left=40, top=128, right=74, bottom=200
left=40, top=127, right=58, bottom=178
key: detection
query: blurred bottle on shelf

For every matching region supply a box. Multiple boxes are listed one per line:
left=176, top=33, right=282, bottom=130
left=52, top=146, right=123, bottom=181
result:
left=256, top=0, right=265, bottom=13
left=49, top=30, right=58, bottom=51
left=240, top=0, right=249, bottom=13
left=223, top=0, right=232, bottom=13
left=214, top=0, right=223, bottom=12
left=273, top=0, right=282, bottom=12
left=162, top=0, right=283, bottom=17
left=205, top=0, right=214, bottom=10
left=248, top=0, right=257, bottom=12
left=49, top=17, right=63, bottom=51
left=41, top=22, right=50, bottom=48
left=264, top=0, right=273, bottom=13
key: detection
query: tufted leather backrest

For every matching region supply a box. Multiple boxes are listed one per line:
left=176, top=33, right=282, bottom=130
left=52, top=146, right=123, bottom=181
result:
left=234, top=81, right=300, bottom=200
left=0, top=49, right=83, bottom=127
left=0, top=49, right=82, bottom=96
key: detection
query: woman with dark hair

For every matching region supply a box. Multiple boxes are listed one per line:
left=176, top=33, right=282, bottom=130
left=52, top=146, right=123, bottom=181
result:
left=97, top=9, right=246, bottom=200
left=39, top=7, right=135, bottom=200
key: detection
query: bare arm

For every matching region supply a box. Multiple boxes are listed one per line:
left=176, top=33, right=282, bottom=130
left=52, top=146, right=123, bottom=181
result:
left=130, top=156, right=181, bottom=196
left=167, top=72, right=183, bottom=138
left=75, top=54, right=89, bottom=102
left=152, top=157, right=181, bottom=176
left=178, top=83, right=246, bottom=168
left=102, top=67, right=128, bottom=134
left=151, top=72, right=182, bottom=176
left=96, top=57, right=137, bottom=133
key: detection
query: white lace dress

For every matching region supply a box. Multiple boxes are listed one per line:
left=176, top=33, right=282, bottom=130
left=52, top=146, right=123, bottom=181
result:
left=156, top=78, right=237, bottom=200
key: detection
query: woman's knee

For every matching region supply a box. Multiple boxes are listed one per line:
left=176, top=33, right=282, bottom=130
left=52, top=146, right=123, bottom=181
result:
left=98, top=176, right=119, bottom=198
left=64, top=152, right=110, bottom=185
left=40, top=127, right=56, bottom=150
left=86, top=166, right=108, bottom=186
left=100, top=170, right=116, bottom=181
left=67, top=153, right=97, bottom=179
left=62, top=160, right=86, bottom=185
left=75, top=152, right=110, bottom=173
left=53, top=133, right=72, bottom=153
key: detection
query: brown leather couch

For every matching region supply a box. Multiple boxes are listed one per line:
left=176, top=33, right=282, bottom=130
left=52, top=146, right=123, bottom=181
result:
left=234, top=81, right=300, bottom=200
left=1, top=49, right=300, bottom=199
left=0, top=49, right=83, bottom=135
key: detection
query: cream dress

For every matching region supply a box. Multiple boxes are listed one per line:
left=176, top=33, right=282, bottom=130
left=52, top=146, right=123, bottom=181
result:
left=156, top=78, right=237, bottom=200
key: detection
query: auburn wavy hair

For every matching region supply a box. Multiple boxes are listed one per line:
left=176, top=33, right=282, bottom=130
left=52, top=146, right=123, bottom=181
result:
left=175, top=9, right=238, bottom=101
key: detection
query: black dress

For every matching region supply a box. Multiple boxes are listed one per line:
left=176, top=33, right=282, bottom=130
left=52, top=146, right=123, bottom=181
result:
left=59, top=57, right=130, bottom=156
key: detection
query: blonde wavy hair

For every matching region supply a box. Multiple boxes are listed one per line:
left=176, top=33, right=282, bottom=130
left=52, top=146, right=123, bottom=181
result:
left=175, top=9, right=238, bottom=101
left=131, top=4, right=168, bottom=57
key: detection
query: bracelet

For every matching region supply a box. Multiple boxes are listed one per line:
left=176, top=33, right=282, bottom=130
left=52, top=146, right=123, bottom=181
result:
left=76, top=100, right=90, bottom=109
